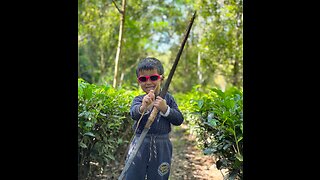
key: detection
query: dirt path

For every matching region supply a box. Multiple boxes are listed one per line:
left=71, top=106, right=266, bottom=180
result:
left=169, top=124, right=225, bottom=180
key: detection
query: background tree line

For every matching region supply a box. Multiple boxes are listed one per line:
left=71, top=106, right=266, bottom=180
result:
left=78, top=0, right=243, bottom=92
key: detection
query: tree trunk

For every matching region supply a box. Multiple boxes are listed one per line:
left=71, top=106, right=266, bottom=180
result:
left=196, top=15, right=203, bottom=85
left=78, top=56, right=81, bottom=78
left=232, top=14, right=242, bottom=87
left=113, top=0, right=126, bottom=88
left=119, top=72, right=124, bottom=87
left=232, top=57, right=239, bottom=87
left=100, top=46, right=105, bottom=79
left=197, top=52, right=202, bottom=84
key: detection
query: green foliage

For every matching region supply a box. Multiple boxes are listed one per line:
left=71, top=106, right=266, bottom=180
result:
left=176, top=85, right=243, bottom=179
left=78, top=0, right=243, bottom=90
left=78, top=78, right=139, bottom=179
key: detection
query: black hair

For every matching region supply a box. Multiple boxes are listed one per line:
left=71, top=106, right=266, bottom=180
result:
left=136, top=57, right=164, bottom=77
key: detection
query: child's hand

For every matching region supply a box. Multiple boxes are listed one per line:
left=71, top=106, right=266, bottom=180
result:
left=140, top=90, right=155, bottom=112
left=154, top=96, right=168, bottom=114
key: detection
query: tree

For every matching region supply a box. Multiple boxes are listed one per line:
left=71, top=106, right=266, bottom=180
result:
left=112, top=0, right=127, bottom=88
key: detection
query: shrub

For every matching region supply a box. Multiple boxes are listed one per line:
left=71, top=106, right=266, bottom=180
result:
left=78, top=78, right=139, bottom=179
left=176, top=86, right=243, bottom=179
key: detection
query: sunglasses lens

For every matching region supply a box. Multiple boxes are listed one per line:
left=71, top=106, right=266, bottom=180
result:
left=138, top=77, right=147, bottom=82
left=138, top=75, right=160, bottom=82
left=150, top=75, right=159, bottom=81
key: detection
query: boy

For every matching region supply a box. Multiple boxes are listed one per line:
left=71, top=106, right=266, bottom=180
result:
left=125, top=57, right=184, bottom=180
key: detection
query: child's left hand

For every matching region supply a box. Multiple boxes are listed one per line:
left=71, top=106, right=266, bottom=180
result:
left=154, top=96, right=168, bottom=114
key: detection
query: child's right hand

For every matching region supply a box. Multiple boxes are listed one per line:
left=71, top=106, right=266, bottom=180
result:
left=140, top=90, right=155, bottom=112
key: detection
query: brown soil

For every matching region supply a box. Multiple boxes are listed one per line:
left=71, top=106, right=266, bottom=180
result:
left=169, top=124, right=226, bottom=180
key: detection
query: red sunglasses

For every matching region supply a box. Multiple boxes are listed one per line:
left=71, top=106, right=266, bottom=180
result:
left=137, top=74, right=161, bottom=82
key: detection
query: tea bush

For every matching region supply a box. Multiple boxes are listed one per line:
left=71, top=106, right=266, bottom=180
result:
left=176, top=86, right=243, bottom=179
left=78, top=78, right=139, bottom=179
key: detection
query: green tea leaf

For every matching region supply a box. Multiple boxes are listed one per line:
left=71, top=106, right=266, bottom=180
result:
left=83, top=132, right=95, bottom=137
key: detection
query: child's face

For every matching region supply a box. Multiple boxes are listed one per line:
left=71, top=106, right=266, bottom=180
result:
left=137, top=69, right=162, bottom=94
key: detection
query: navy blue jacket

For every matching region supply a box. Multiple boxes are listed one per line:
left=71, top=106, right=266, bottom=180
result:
left=130, top=93, right=184, bottom=135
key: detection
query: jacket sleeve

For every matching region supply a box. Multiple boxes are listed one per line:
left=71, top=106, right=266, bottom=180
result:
left=162, top=94, right=184, bottom=126
left=130, top=95, right=145, bottom=121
